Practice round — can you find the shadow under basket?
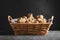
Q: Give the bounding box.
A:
[8,16,53,35]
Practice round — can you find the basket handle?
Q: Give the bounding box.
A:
[8,15,12,22]
[48,16,54,23]
[48,16,54,28]
[50,16,54,23]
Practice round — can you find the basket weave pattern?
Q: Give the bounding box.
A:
[10,23,52,35]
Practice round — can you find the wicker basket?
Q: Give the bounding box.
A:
[8,16,53,35]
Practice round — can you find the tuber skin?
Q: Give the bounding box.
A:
[10,13,54,24]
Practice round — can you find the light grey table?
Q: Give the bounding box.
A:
[0,31,60,40]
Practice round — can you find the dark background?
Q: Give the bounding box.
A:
[1,0,60,35]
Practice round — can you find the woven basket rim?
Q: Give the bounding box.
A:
[10,23,53,25]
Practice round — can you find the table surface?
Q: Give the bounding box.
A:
[0,31,60,40]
